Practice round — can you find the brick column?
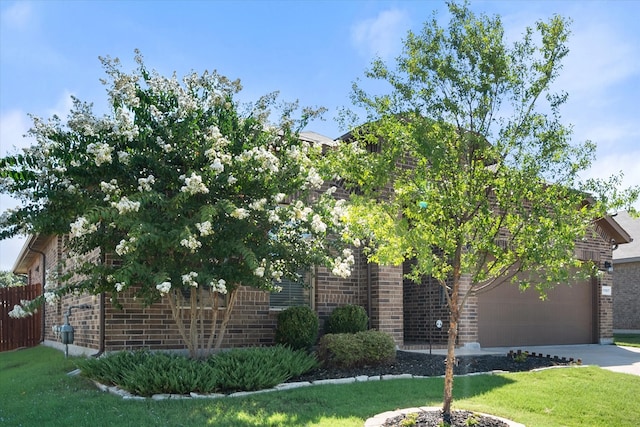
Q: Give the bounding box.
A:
[598,265,614,344]
[457,274,480,348]
[368,264,404,346]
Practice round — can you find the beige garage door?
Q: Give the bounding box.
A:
[477,278,596,347]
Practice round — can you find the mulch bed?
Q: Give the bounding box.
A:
[290,350,574,382]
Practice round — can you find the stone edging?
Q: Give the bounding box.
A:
[363,406,525,427]
[86,364,585,401]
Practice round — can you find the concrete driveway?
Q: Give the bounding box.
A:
[427,344,640,376]
[503,344,640,376]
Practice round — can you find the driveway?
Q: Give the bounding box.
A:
[428,344,640,376]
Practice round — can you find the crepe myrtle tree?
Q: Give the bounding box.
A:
[327,2,638,421]
[0,51,355,358]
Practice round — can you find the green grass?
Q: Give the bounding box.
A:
[615,333,640,347]
[2,345,640,426]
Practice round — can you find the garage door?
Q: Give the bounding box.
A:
[477,278,596,347]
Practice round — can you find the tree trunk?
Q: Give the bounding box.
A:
[443,246,462,423]
[443,305,459,423]
[214,288,238,349]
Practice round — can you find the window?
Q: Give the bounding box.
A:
[269,270,313,309]
[179,287,227,309]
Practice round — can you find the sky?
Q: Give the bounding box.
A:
[1,0,639,271]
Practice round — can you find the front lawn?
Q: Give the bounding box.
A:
[615,333,640,348]
[1,345,639,426]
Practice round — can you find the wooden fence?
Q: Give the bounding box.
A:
[0,284,42,352]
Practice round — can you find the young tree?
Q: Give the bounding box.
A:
[329,2,637,421]
[0,51,353,358]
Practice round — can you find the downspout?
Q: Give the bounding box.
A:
[93,250,108,357]
[92,292,106,357]
[367,262,372,329]
[27,243,46,343]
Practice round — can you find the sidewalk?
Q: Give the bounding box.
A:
[416,344,640,376]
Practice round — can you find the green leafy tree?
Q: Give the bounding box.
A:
[0,52,354,358]
[329,2,637,420]
[0,271,27,288]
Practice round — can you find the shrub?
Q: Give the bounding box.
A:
[77,350,217,396]
[208,345,318,392]
[275,305,319,350]
[317,330,396,368]
[326,304,368,334]
[76,346,318,396]
[119,353,217,396]
[76,349,153,386]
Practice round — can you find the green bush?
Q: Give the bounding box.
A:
[326,304,368,334]
[317,330,396,368]
[208,345,318,392]
[76,346,317,396]
[275,305,319,350]
[75,349,153,386]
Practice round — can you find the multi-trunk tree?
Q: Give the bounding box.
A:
[328,1,637,421]
[1,52,354,358]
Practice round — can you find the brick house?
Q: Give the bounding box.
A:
[9,131,633,355]
[612,211,640,332]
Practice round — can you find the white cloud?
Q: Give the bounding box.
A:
[0,92,74,271]
[0,109,32,154]
[556,22,639,101]
[0,235,27,272]
[1,1,34,30]
[351,8,410,60]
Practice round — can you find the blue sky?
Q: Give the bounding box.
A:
[1,0,639,271]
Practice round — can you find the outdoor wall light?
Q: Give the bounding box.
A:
[603,261,613,273]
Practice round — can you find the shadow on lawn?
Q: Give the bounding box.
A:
[185,374,516,427]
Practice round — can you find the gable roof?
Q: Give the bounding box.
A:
[12,234,53,275]
[611,211,640,263]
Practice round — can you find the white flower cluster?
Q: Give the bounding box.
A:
[304,167,324,190]
[231,208,249,219]
[268,209,281,224]
[331,199,348,226]
[180,173,209,195]
[211,158,224,174]
[114,107,139,142]
[100,179,119,201]
[209,278,227,294]
[156,281,172,295]
[156,137,173,153]
[111,196,141,214]
[115,236,137,256]
[117,151,131,164]
[180,235,202,252]
[182,271,198,288]
[249,198,267,211]
[86,142,113,166]
[115,282,126,292]
[137,175,155,192]
[70,216,98,238]
[254,258,267,278]
[332,248,355,278]
[8,302,32,318]
[44,291,58,305]
[195,221,214,236]
[311,214,327,234]
[238,146,280,174]
[292,200,312,221]
[270,259,285,282]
